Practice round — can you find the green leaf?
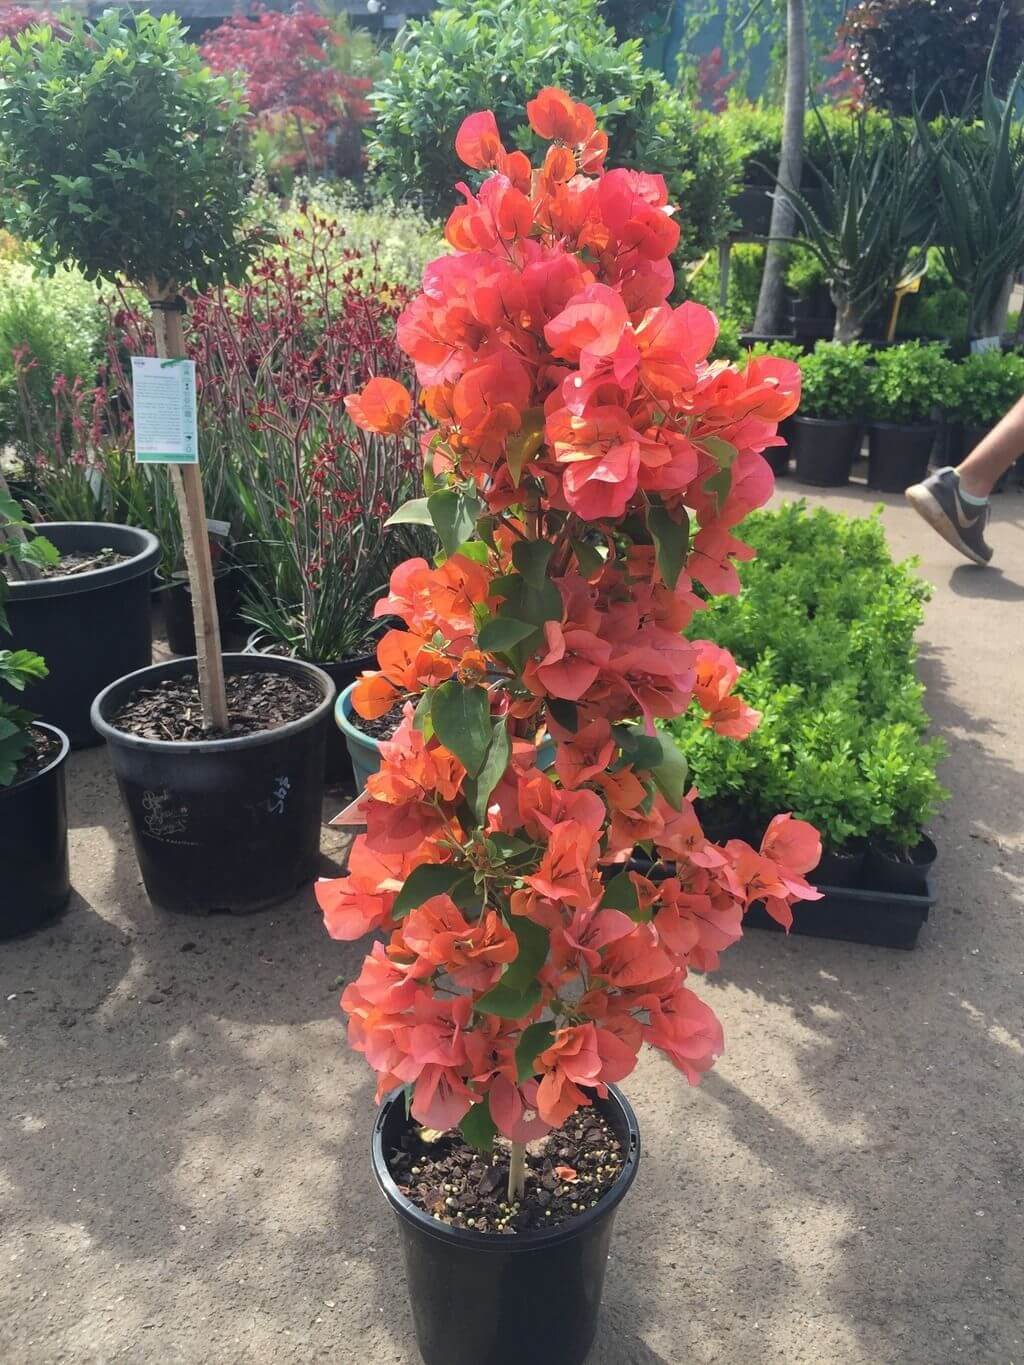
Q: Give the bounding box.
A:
[650,735,689,809]
[548,698,579,733]
[572,538,605,577]
[431,680,491,774]
[646,504,690,590]
[0,649,48,690]
[615,725,663,770]
[600,872,640,914]
[384,497,433,527]
[512,539,554,586]
[454,539,490,564]
[478,615,538,653]
[468,718,511,823]
[392,863,470,920]
[459,1101,497,1151]
[502,917,550,990]
[493,572,563,628]
[412,689,435,737]
[515,1021,556,1082]
[474,979,542,1019]
[15,536,60,569]
[428,487,482,557]
[505,408,545,486]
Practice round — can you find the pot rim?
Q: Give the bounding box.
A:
[791,413,863,429]
[7,522,160,602]
[246,630,377,670]
[372,1083,641,1254]
[868,831,938,865]
[336,679,381,751]
[90,653,336,754]
[866,419,938,434]
[0,721,70,798]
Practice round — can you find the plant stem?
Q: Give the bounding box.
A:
[508,1141,527,1203]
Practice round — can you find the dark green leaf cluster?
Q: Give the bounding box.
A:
[867,341,953,425]
[798,340,874,421]
[0,10,265,292]
[946,348,1024,430]
[663,502,946,852]
[368,0,735,260]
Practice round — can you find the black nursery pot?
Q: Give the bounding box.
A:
[245,632,374,786]
[3,523,160,748]
[373,1085,641,1365]
[864,833,937,898]
[789,415,862,487]
[867,422,937,493]
[813,844,866,888]
[90,654,334,914]
[159,567,241,657]
[0,723,71,939]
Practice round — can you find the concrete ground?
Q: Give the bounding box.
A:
[2,475,1023,1365]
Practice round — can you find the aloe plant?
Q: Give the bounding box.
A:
[774,111,933,342]
[914,31,1024,340]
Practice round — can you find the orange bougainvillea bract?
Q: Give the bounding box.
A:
[319,92,820,1142]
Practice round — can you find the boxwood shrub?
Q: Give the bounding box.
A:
[665,502,946,853]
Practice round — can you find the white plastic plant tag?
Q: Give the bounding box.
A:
[131,356,199,464]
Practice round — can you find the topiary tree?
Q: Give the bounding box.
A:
[369,0,736,262]
[0,9,266,730]
[841,0,1024,118]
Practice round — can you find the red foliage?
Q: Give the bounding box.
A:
[697,47,737,115]
[818,42,866,109]
[317,92,820,1142]
[0,7,58,38]
[199,5,372,176]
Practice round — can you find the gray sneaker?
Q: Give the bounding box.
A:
[906,467,993,566]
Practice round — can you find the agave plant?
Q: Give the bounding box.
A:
[773,110,933,342]
[914,30,1024,341]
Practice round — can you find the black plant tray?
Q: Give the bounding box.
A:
[743,878,935,950]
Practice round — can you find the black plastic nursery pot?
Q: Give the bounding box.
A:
[90,654,334,914]
[744,878,935,950]
[814,844,866,888]
[866,422,937,493]
[245,632,374,787]
[3,523,160,748]
[864,833,937,898]
[373,1085,641,1365]
[0,723,71,939]
[158,568,241,657]
[789,415,862,487]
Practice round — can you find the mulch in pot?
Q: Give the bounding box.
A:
[28,547,131,580]
[110,670,321,742]
[387,1105,626,1236]
[350,700,406,743]
[8,725,60,786]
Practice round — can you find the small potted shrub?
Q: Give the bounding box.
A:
[946,349,1024,477]
[861,723,944,896]
[788,341,872,486]
[1,11,335,912]
[866,342,951,492]
[318,90,822,1365]
[0,493,71,937]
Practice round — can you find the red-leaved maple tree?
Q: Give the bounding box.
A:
[319,88,820,1193]
[200,5,371,177]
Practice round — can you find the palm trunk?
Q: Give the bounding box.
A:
[753,0,807,336]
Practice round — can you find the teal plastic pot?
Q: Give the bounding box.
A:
[336,681,555,794]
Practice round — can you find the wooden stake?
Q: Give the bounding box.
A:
[148,284,228,732]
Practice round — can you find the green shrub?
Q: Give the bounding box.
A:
[719,101,892,188]
[368,0,736,259]
[0,257,104,445]
[946,350,1024,430]
[797,341,873,420]
[686,242,764,324]
[785,245,829,300]
[895,247,969,343]
[868,341,953,424]
[746,339,804,362]
[664,502,946,852]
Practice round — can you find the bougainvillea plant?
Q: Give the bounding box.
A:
[318,88,821,1201]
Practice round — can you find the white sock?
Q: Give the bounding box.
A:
[956,480,989,507]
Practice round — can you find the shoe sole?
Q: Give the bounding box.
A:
[905,484,992,567]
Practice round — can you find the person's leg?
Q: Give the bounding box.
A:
[955,392,1024,497]
[906,391,1024,566]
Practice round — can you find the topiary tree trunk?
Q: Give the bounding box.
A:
[754,0,807,336]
